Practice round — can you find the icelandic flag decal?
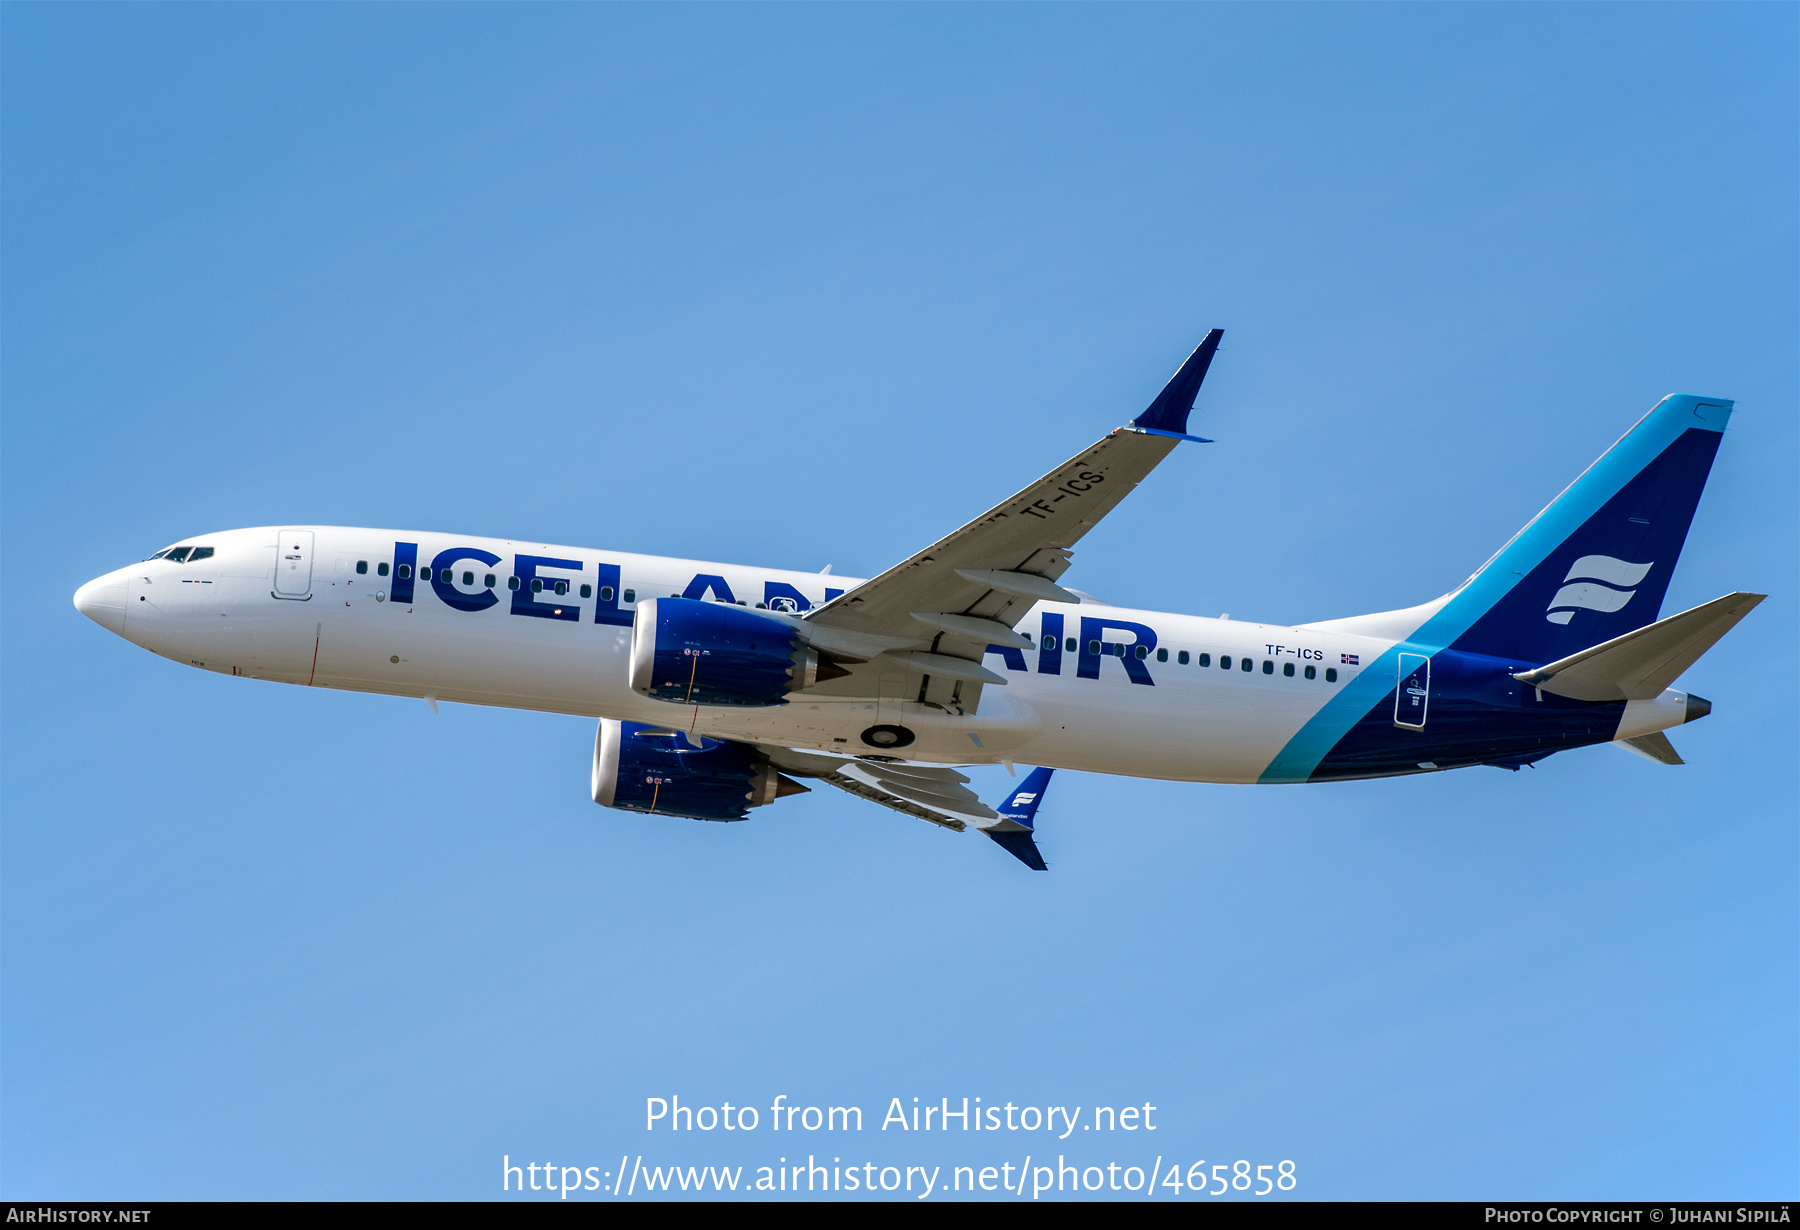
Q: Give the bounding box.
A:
[1341,653,1359,665]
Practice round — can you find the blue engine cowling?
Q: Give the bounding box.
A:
[628,597,823,707]
[591,719,808,822]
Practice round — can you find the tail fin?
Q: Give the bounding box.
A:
[981,767,1054,871]
[1263,395,1737,786]
[1435,395,1733,664]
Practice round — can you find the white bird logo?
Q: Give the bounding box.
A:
[1545,555,1653,624]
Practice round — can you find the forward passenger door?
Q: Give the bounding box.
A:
[274,530,314,599]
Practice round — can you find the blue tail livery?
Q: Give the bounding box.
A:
[1264,395,1748,783]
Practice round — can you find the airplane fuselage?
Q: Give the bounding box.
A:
[75,525,1692,785]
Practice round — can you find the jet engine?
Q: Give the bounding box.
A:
[591,719,809,822]
[628,597,847,707]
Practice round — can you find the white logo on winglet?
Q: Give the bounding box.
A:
[1544,555,1653,624]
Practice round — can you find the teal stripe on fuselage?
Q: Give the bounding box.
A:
[1258,395,1732,784]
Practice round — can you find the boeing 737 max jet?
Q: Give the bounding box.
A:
[72,332,1762,869]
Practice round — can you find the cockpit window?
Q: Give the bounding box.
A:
[145,545,213,563]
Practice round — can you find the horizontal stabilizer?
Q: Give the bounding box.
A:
[1512,592,1764,702]
[1614,731,1684,765]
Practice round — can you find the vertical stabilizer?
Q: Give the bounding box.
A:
[1442,395,1731,664]
[1262,394,1733,784]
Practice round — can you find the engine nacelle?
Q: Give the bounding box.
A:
[629,597,824,707]
[591,719,807,822]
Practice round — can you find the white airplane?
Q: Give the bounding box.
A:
[73,332,1762,869]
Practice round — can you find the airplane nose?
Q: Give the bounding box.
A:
[74,572,128,635]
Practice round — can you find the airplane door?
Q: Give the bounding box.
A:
[274,530,315,599]
[1394,653,1430,731]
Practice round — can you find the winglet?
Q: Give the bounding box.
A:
[981,766,1054,871]
[1130,329,1223,439]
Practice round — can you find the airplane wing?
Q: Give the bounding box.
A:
[763,746,996,831]
[764,746,1058,871]
[796,330,1223,712]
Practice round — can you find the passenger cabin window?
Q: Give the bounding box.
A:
[420,567,432,580]
[582,584,596,599]
[462,571,474,586]
[355,560,368,575]
[378,562,389,577]
[1087,640,1101,655]
[1197,653,1211,667]
[1262,660,1273,674]
[1242,658,1254,673]
[1156,648,1168,662]
[1326,667,1338,682]
[532,579,543,593]
[554,581,568,596]
[508,577,521,591]
[1177,650,1189,665]
[1220,656,1232,670]
[1064,638,1076,652]
[1135,645,1148,660]
[623,589,636,603]
[484,574,496,588]
[397,564,411,579]
[1304,665,1316,679]
[1283,662,1295,677]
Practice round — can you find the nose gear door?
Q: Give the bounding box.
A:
[274,530,314,599]
[1394,653,1430,731]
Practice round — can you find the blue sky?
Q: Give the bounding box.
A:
[4,3,1794,1200]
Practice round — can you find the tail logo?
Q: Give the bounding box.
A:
[1000,791,1040,819]
[1545,555,1654,625]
